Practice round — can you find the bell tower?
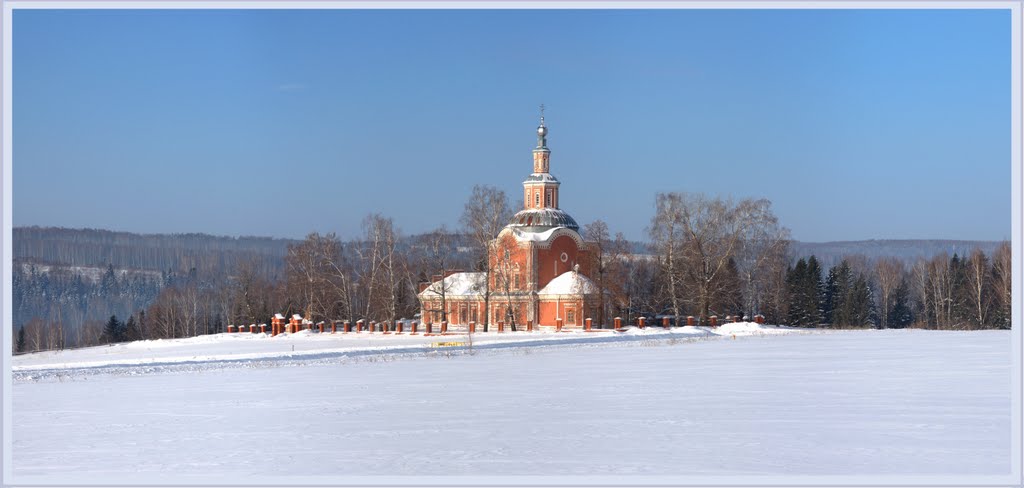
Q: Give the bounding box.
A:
[523,105,561,210]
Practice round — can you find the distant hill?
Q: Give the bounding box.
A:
[15,227,1005,273]
[792,239,1004,269]
[14,226,298,275]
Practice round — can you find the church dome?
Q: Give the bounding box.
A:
[507,208,579,232]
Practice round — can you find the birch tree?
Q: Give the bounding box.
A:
[874,257,904,329]
[461,185,512,332]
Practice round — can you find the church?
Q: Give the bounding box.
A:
[417,114,601,329]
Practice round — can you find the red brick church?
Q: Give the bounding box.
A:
[418,113,600,329]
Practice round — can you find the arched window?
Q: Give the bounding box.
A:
[546,190,552,207]
[534,192,540,207]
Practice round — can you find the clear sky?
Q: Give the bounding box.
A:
[13,8,1011,242]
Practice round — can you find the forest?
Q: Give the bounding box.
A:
[12,189,1011,353]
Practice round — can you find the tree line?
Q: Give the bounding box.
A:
[11,190,1011,354]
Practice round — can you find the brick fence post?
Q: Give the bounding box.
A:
[585,318,592,331]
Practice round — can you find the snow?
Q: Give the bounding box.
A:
[417,271,486,298]
[12,323,779,373]
[511,226,559,242]
[522,172,560,184]
[10,328,1012,484]
[537,270,599,295]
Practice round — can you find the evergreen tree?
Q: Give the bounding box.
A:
[103,314,125,343]
[888,279,913,328]
[100,264,117,296]
[805,256,824,325]
[124,315,140,342]
[949,253,970,326]
[847,275,877,328]
[824,261,852,326]
[16,326,25,353]
[786,259,809,325]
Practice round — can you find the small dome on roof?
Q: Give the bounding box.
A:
[538,270,598,296]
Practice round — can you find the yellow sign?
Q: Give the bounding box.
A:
[431,342,466,348]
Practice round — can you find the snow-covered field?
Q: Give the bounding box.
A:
[9,325,1013,485]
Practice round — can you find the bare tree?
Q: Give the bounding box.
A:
[927,253,953,328]
[491,233,521,331]
[651,193,775,323]
[419,226,457,325]
[605,232,633,326]
[910,258,932,328]
[874,257,904,329]
[649,193,687,323]
[286,233,327,322]
[582,220,612,327]
[963,248,991,329]
[733,199,791,319]
[355,214,403,326]
[461,184,512,331]
[991,241,1011,329]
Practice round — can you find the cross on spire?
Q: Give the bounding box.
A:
[539,103,545,124]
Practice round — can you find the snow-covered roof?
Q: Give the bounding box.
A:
[523,173,561,185]
[537,271,598,296]
[292,314,302,320]
[507,207,580,232]
[511,227,560,242]
[418,272,487,298]
[274,313,285,320]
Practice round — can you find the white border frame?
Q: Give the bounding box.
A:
[1,2,1020,487]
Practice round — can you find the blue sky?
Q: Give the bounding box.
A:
[13,8,1011,242]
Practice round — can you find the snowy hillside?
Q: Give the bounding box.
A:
[10,326,1012,484]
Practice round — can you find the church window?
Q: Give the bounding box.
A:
[535,192,540,207]
[514,273,520,289]
[546,190,552,207]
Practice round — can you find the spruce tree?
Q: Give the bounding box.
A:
[786,259,808,325]
[103,314,124,343]
[888,279,913,328]
[124,315,139,342]
[847,275,877,328]
[949,253,969,326]
[805,256,824,326]
[16,326,25,353]
[824,261,852,326]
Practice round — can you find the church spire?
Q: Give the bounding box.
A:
[537,104,548,148]
[533,105,551,173]
[525,108,559,210]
